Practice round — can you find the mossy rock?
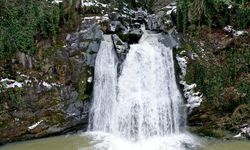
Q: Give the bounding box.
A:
[76,67,93,101]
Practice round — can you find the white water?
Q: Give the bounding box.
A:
[89,35,118,132]
[88,31,199,150]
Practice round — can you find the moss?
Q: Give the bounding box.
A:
[50,113,65,125]
[76,67,93,101]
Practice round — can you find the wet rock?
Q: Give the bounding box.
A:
[112,34,129,62]
[79,41,89,50]
[79,24,103,41]
[128,28,143,44]
[159,34,179,49]
[109,12,120,21]
[87,41,100,53]
[110,21,127,33]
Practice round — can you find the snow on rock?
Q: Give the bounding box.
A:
[81,0,107,8]
[0,78,23,88]
[42,81,53,89]
[234,30,248,37]
[176,56,188,79]
[28,120,44,130]
[224,25,234,33]
[82,15,109,24]
[88,77,93,83]
[0,73,61,90]
[176,55,202,112]
[224,25,248,37]
[228,5,232,9]
[52,0,63,4]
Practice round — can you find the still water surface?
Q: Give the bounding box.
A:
[0,133,249,150]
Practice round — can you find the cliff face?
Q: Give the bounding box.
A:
[0,15,104,144]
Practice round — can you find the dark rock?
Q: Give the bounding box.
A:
[146,6,175,32]
[159,34,179,49]
[109,21,127,33]
[79,41,89,50]
[109,12,121,21]
[128,28,143,44]
[67,43,80,57]
[86,53,97,67]
[79,24,103,41]
[112,34,129,62]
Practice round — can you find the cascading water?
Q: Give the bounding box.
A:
[88,30,199,150]
[89,35,118,132]
[114,32,184,140]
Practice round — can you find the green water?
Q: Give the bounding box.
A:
[0,134,249,150]
[201,139,250,150]
[0,134,93,150]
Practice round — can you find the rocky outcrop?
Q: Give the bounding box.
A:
[112,34,129,62]
[146,3,176,32]
[0,15,104,145]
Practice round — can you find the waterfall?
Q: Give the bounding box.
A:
[89,35,118,132]
[113,33,184,141]
[88,31,198,150]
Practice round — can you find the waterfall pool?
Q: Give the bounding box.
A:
[0,133,249,150]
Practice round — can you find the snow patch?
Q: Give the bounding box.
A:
[81,0,107,8]
[82,15,109,24]
[228,5,232,9]
[88,77,93,83]
[28,120,44,130]
[42,81,52,89]
[234,30,248,37]
[52,0,63,4]
[0,78,23,88]
[176,55,202,112]
[1,73,61,90]
[224,25,248,37]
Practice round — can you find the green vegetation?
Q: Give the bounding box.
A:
[0,0,80,59]
[175,0,250,131]
[182,46,249,112]
[0,85,25,109]
[176,0,250,32]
